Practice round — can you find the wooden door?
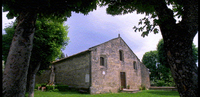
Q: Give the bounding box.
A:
[120,72,126,88]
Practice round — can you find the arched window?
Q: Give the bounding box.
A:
[100,57,105,66]
[133,61,137,70]
[119,50,124,61]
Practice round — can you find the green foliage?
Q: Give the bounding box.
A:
[2,25,15,62]
[53,89,59,92]
[142,50,158,81]
[99,0,186,37]
[56,85,69,91]
[139,87,143,90]
[46,85,56,91]
[57,52,66,59]
[34,18,69,71]
[192,44,198,63]
[142,50,175,86]
[35,84,69,92]
[157,39,198,67]
[143,39,198,86]
[100,0,156,15]
[133,15,159,37]
[35,84,42,89]
[140,84,146,90]
[155,80,166,86]
[2,18,69,71]
[2,0,98,19]
[157,39,169,68]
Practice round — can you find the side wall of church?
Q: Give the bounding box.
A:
[140,63,151,89]
[35,70,51,84]
[53,51,91,89]
[90,37,142,94]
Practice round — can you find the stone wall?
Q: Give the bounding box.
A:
[35,36,150,94]
[140,63,150,89]
[90,37,142,94]
[35,70,51,84]
[53,51,91,89]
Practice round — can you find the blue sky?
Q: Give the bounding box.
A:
[2,6,198,61]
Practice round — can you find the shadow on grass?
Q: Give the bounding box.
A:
[147,90,179,96]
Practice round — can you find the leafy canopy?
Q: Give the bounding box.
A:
[99,0,184,37]
[157,39,198,68]
[142,50,174,86]
[142,51,158,81]
[2,0,98,19]
[142,39,198,86]
[2,18,69,71]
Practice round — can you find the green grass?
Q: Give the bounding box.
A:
[26,90,179,97]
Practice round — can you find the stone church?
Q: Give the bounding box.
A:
[35,35,150,94]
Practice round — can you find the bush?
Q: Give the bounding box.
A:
[140,84,146,90]
[35,84,41,89]
[53,89,59,92]
[156,80,166,86]
[41,83,47,87]
[139,87,142,90]
[46,85,56,91]
[56,85,69,91]
[35,83,47,90]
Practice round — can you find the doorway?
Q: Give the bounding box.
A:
[120,72,126,88]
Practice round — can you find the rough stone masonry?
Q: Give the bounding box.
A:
[35,35,150,94]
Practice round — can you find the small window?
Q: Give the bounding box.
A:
[119,50,124,61]
[133,61,137,70]
[100,57,104,66]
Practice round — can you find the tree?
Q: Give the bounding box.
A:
[157,39,198,68]
[157,38,198,86]
[57,51,66,59]
[156,39,174,85]
[100,0,198,96]
[142,39,198,87]
[2,18,69,97]
[26,18,69,97]
[142,50,174,86]
[142,51,159,82]
[2,0,97,96]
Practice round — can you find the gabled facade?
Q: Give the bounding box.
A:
[36,35,150,94]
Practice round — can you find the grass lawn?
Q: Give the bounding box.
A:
[26,90,179,97]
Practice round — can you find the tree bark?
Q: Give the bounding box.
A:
[154,0,198,96]
[163,28,198,97]
[26,62,41,97]
[2,11,37,97]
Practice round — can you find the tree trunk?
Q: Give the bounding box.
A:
[2,11,37,97]
[154,0,198,96]
[26,62,41,97]
[163,28,198,97]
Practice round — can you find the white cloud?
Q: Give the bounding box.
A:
[86,6,164,60]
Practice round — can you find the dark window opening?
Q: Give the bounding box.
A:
[100,57,104,66]
[133,61,137,70]
[119,50,124,61]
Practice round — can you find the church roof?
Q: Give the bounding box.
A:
[52,35,141,64]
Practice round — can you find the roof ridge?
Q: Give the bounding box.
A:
[52,35,142,64]
[89,37,119,49]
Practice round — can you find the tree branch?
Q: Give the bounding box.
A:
[153,0,176,39]
[180,0,198,37]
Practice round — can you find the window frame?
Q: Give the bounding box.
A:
[133,61,137,70]
[100,55,107,67]
[119,50,124,61]
[100,57,105,66]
